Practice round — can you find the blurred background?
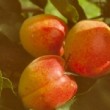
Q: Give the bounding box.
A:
[0,0,110,110]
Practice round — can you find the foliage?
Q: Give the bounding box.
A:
[56,97,76,110]
[0,71,15,96]
[50,0,79,23]
[45,0,67,23]
[78,0,101,19]
[0,0,110,110]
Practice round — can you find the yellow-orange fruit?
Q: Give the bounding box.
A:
[65,20,110,78]
[18,55,77,110]
[20,14,68,57]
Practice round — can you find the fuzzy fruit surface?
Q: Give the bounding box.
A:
[20,14,67,57]
[65,20,110,78]
[18,55,77,110]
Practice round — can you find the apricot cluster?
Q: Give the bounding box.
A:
[19,14,110,110]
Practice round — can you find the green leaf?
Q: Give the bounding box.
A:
[31,0,47,8]
[50,0,79,23]
[0,71,15,96]
[19,0,38,9]
[19,0,44,17]
[45,0,67,23]
[56,97,76,110]
[2,77,15,95]
[78,0,101,19]
[0,71,3,96]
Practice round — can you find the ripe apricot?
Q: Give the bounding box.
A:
[18,55,77,110]
[65,20,110,78]
[20,14,67,57]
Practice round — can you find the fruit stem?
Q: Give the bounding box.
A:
[64,72,79,76]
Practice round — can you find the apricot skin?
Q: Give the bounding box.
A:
[65,20,110,78]
[20,14,67,57]
[18,55,77,110]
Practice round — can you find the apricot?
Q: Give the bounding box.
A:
[18,55,77,110]
[20,14,67,57]
[65,20,110,78]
